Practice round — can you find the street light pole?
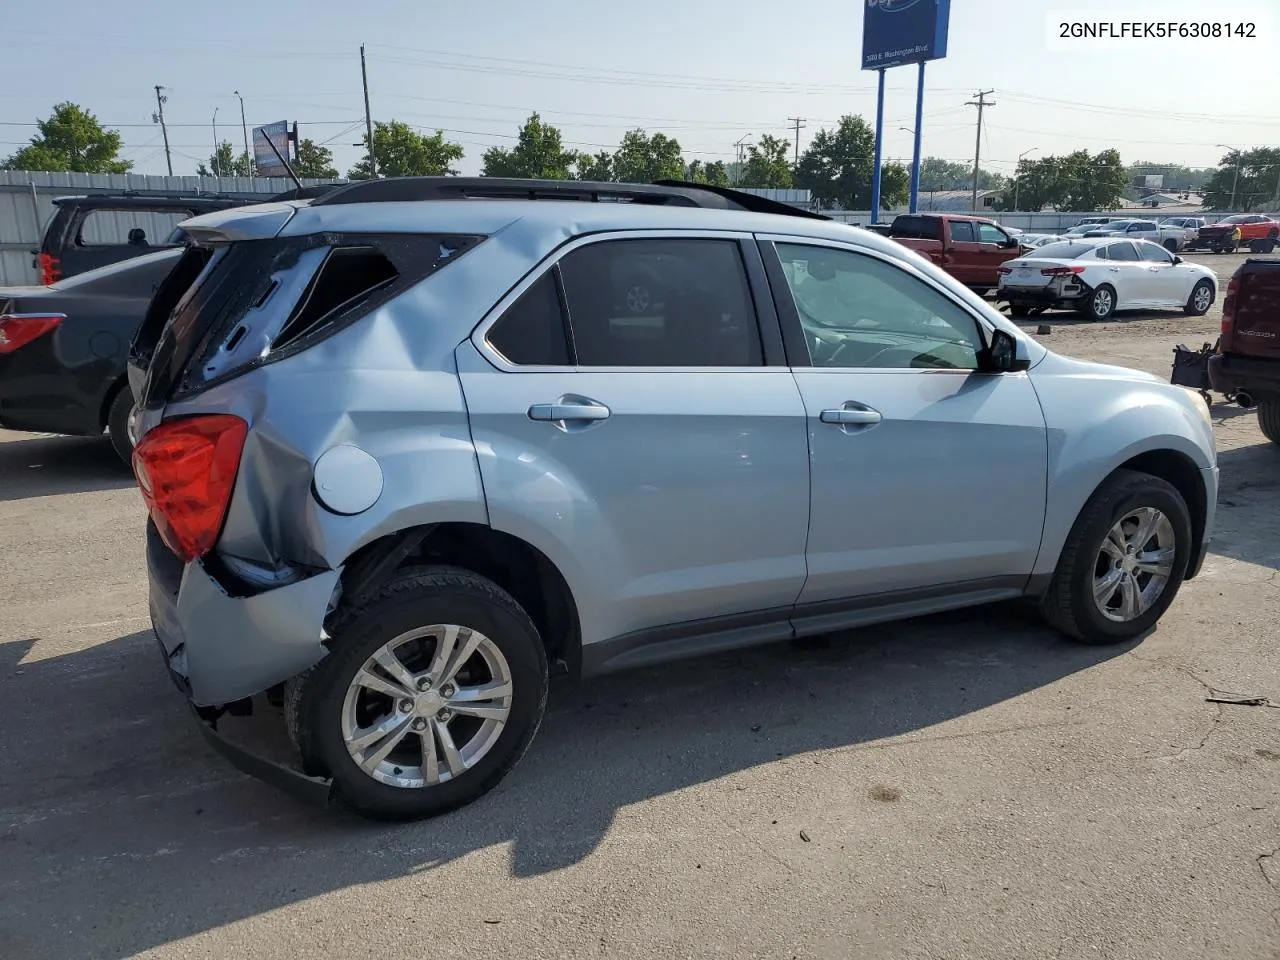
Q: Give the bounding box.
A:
[1014,147,1038,212]
[235,90,252,178]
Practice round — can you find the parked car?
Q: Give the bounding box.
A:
[1208,258,1280,443]
[129,177,1218,821]
[887,213,1022,294]
[1075,216,1126,228]
[1082,219,1187,252]
[1187,215,1280,254]
[1059,225,1100,238]
[1159,217,1207,244]
[996,237,1216,320]
[0,248,183,460]
[33,194,243,285]
[1017,234,1060,249]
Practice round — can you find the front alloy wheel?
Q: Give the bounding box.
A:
[1092,508,1176,623]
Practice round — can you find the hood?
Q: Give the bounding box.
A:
[1033,350,1163,385]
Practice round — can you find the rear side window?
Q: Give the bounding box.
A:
[1105,242,1139,262]
[274,247,398,349]
[487,273,571,366]
[949,221,975,242]
[557,238,763,367]
[77,208,190,247]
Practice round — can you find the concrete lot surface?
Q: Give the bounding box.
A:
[1,252,1278,959]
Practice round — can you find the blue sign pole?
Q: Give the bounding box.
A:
[909,60,925,213]
[870,68,885,223]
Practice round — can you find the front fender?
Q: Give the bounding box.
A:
[1030,358,1215,578]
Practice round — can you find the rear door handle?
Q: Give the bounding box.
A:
[528,401,611,422]
[820,406,882,426]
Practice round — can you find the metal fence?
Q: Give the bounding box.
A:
[0,170,330,285]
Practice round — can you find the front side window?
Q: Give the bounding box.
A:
[1139,242,1174,264]
[977,223,1007,244]
[557,238,762,367]
[775,243,984,371]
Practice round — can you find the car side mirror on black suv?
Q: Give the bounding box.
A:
[983,328,1031,373]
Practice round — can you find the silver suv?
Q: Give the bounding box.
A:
[128,178,1218,821]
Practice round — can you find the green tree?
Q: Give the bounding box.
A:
[2,102,130,173]
[481,113,576,179]
[739,134,794,188]
[794,115,907,210]
[196,141,254,178]
[348,121,463,179]
[919,156,1003,192]
[292,138,339,179]
[997,149,1128,211]
[612,129,685,183]
[687,159,730,187]
[1201,147,1280,210]
[574,149,614,182]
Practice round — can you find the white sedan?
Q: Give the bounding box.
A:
[996,237,1217,320]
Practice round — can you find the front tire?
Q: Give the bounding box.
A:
[1009,304,1031,318]
[1184,279,1214,316]
[1259,399,1280,445]
[1039,470,1192,645]
[1163,239,1178,253]
[106,386,135,464]
[287,566,549,821]
[1087,284,1116,321]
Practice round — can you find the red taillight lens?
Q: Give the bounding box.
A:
[132,415,248,563]
[1040,266,1086,276]
[38,253,60,285]
[0,314,64,355]
[997,266,1013,275]
[1221,274,1239,335]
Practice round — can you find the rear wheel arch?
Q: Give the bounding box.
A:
[98,375,130,430]
[334,522,582,675]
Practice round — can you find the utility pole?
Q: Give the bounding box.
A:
[211,108,220,178]
[361,44,377,178]
[966,89,995,211]
[152,85,172,176]
[787,117,806,168]
[235,91,251,178]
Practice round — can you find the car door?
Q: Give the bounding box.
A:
[1136,240,1191,306]
[758,236,1047,609]
[976,221,1016,285]
[456,231,811,651]
[944,219,981,285]
[1098,240,1147,305]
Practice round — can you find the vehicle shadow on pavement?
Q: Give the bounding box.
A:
[0,434,133,502]
[1209,440,1280,571]
[0,610,1135,959]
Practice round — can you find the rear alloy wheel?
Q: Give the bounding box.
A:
[1040,469,1191,644]
[1088,284,1116,321]
[1184,279,1214,316]
[1259,399,1280,445]
[106,386,136,464]
[287,566,549,821]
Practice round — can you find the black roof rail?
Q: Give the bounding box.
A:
[266,183,346,203]
[310,176,830,221]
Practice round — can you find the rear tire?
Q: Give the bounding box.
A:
[1163,239,1178,253]
[106,386,135,464]
[1184,279,1214,316]
[287,565,549,822]
[1039,469,1192,645]
[1009,305,1031,318]
[1087,284,1116,321]
[1259,399,1280,446]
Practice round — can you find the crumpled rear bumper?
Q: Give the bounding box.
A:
[146,525,341,707]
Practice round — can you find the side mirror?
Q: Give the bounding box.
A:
[1172,255,1183,265]
[984,328,1031,373]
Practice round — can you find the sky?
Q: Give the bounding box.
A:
[2,0,1278,180]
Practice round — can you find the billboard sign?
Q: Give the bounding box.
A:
[861,0,951,70]
[252,121,291,176]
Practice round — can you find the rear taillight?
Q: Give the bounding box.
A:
[132,415,248,563]
[0,313,64,355]
[997,266,1013,275]
[1041,266,1086,276]
[1221,274,1239,335]
[38,253,61,285]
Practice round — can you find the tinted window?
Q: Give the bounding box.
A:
[775,243,983,371]
[487,272,571,366]
[890,216,943,240]
[558,238,762,367]
[1138,242,1174,264]
[1029,242,1091,259]
[77,208,189,246]
[1105,241,1139,261]
[977,223,1007,244]
[949,221,975,242]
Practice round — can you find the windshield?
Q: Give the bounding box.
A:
[1028,242,1092,259]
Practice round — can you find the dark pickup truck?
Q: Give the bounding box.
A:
[1208,257,1280,443]
[888,213,1023,295]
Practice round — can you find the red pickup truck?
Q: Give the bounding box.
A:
[1208,257,1280,443]
[888,213,1023,294]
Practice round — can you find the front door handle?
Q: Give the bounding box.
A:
[820,405,882,426]
[528,400,611,423]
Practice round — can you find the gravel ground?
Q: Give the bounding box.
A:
[1,252,1277,960]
